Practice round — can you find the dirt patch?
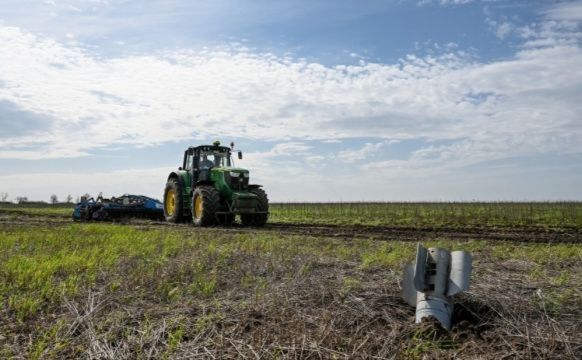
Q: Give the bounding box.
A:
[130,220,581,244]
[3,209,580,243]
[263,222,582,243]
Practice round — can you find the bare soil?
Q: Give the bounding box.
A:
[2,209,578,244]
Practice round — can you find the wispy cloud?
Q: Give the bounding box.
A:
[544,1,582,22]
[486,18,514,39]
[418,0,475,6]
[2,19,580,171]
[337,142,385,163]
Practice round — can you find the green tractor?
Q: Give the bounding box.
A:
[163,141,268,226]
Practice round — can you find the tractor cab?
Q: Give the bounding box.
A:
[182,144,234,183]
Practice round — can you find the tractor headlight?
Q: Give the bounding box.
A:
[229,171,239,177]
[243,172,249,178]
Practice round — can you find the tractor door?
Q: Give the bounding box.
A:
[194,148,212,183]
[191,148,200,184]
[183,149,194,187]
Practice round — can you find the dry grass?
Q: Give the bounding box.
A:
[0,217,580,359]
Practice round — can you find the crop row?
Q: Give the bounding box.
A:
[269,202,582,228]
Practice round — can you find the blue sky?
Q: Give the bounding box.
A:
[0,0,581,201]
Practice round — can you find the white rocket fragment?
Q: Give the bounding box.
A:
[402,243,472,330]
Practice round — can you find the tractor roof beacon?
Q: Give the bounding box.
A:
[163,141,268,227]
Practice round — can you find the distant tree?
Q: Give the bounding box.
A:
[0,192,8,202]
[50,194,58,204]
[16,196,28,204]
[66,194,73,203]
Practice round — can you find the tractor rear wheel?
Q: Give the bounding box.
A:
[241,188,269,227]
[192,185,220,227]
[164,178,184,223]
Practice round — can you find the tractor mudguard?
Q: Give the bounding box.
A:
[168,172,186,188]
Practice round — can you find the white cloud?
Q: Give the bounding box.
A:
[545,1,582,22]
[0,14,581,187]
[440,0,474,4]
[487,19,514,39]
[418,0,474,6]
[264,142,311,156]
[517,21,582,48]
[337,142,385,163]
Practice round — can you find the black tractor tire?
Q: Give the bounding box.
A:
[241,188,269,227]
[192,185,220,227]
[217,213,235,226]
[164,178,184,223]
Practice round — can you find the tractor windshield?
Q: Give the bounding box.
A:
[199,150,232,169]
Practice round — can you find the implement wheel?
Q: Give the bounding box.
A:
[164,178,184,223]
[241,188,269,227]
[192,185,220,227]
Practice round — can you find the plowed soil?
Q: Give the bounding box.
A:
[1,208,580,243]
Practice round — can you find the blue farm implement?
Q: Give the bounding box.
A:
[73,194,164,221]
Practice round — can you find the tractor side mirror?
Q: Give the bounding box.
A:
[238,151,243,160]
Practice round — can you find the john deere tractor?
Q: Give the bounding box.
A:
[163,141,268,226]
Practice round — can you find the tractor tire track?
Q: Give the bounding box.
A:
[1,209,580,243]
[217,222,581,243]
[134,220,581,243]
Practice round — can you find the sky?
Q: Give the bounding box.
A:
[0,0,581,202]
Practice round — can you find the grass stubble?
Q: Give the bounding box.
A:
[0,205,580,359]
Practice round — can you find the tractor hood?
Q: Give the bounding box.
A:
[210,166,252,193]
[211,167,249,174]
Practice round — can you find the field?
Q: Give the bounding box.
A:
[0,203,581,359]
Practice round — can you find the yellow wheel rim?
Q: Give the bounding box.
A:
[165,189,176,216]
[194,195,203,219]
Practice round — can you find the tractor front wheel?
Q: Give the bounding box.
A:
[164,178,184,223]
[192,186,220,227]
